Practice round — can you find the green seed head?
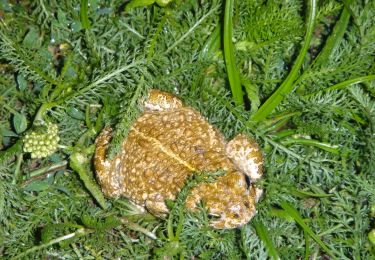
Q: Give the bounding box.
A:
[23,123,60,158]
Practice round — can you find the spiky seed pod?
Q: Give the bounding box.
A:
[23,123,60,159]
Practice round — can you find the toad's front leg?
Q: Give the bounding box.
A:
[94,126,124,197]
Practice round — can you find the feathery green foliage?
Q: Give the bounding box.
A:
[0,0,374,258]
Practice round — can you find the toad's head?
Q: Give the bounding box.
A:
[143,89,183,111]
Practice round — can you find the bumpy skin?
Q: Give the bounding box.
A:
[94,89,263,229]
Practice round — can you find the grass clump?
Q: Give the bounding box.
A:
[0,0,374,258]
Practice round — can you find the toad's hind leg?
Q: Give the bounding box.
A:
[226,134,263,182]
[145,200,169,217]
[94,126,123,198]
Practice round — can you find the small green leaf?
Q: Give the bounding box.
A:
[16,74,28,91]
[57,9,68,26]
[67,107,85,120]
[22,27,42,49]
[70,21,83,33]
[268,208,295,222]
[0,126,18,137]
[23,180,51,192]
[13,113,28,134]
[55,186,71,196]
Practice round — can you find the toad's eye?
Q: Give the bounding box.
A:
[245,175,251,189]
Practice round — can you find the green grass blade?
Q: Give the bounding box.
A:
[80,0,91,29]
[253,221,279,260]
[280,201,334,258]
[306,75,375,97]
[290,188,333,199]
[200,25,221,60]
[304,230,310,260]
[281,138,340,154]
[268,208,295,222]
[223,0,243,106]
[313,0,353,68]
[251,0,317,122]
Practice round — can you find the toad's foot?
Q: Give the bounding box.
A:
[209,184,262,229]
[186,171,260,229]
[94,126,123,197]
[226,134,263,182]
[145,199,169,217]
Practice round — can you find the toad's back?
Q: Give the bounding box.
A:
[118,107,235,207]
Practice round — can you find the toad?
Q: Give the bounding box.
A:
[94,89,264,229]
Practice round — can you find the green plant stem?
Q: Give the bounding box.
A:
[22,160,68,180]
[70,146,108,210]
[34,102,58,123]
[251,0,317,122]
[14,228,94,259]
[120,217,157,240]
[12,153,23,184]
[223,0,243,106]
[80,0,91,29]
[271,129,295,140]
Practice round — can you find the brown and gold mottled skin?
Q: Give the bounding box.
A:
[94,89,264,229]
